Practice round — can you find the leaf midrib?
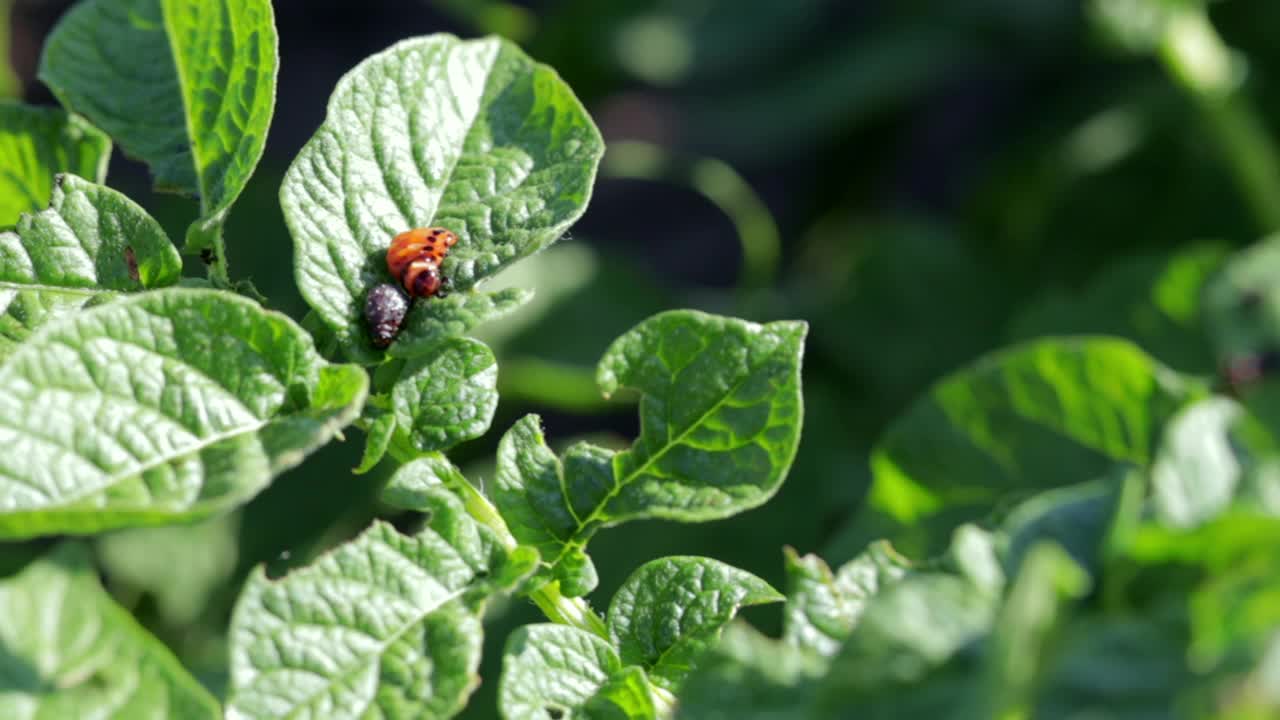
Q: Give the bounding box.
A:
[0,328,278,509]
[549,334,792,567]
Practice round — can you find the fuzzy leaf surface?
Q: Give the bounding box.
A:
[607,556,782,692]
[0,174,182,358]
[500,624,640,720]
[228,459,525,719]
[0,288,366,538]
[390,336,498,452]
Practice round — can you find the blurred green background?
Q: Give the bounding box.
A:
[7,0,1279,716]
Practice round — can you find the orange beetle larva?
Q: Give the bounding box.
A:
[386,226,458,298]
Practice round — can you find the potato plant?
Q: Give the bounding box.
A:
[0,1,1278,718]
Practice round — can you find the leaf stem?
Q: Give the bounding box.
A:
[527,580,610,638]
[206,237,231,287]
[1158,5,1280,232]
[440,463,612,639]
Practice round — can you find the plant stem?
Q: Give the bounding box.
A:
[1158,5,1280,233]
[527,579,611,638]
[207,238,231,287]
[447,467,612,639]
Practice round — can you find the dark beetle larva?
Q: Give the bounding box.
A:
[364,283,411,348]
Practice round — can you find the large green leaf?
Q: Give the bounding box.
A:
[0,173,182,357]
[281,33,603,359]
[869,337,1198,535]
[607,556,782,691]
[597,311,807,517]
[0,288,366,539]
[229,458,531,719]
[0,543,220,719]
[38,0,277,248]
[494,311,806,589]
[0,101,110,227]
[783,543,911,658]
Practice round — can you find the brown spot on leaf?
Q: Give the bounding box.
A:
[124,246,139,283]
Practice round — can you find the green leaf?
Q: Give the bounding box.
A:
[390,337,498,452]
[607,556,783,691]
[869,337,1198,539]
[783,542,911,658]
[97,511,239,625]
[0,543,219,719]
[1151,396,1245,527]
[0,288,367,539]
[282,33,604,358]
[1,173,181,290]
[0,101,110,228]
[673,623,826,720]
[978,543,1090,719]
[389,286,534,359]
[354,407,395,474]
[1033,612,1189,718]
[817,573,997,703]
[493,414,605,594]
[499,624,634,720]
[998,478,1120,579]
[596,311,807,518]
[38,0,278,247]
[229,458,521,719]
[0,173,182,357]
[581,666,657,720]
[378,455,531,586]
[494,312,806,589]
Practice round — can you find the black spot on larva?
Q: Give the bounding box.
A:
[365,283,411,348]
